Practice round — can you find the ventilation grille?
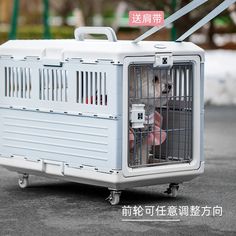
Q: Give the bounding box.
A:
[39,68,68,102]
[4,67,32,99]
[76,71,107,106]
[171,65,193,102]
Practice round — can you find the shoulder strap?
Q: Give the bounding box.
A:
[133,0,208,43]
[177,0,236,42]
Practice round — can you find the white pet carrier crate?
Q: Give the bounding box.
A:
[0,0,232,205]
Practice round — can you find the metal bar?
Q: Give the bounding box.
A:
[145,65,149,165]
[135,67,140,98]
[188,65,193,160]
[134,66,137,99]
[187,65,193,158]
[184,66,187,160]
[190,66,193,160]
[165,69,169,161]
[159,69,162,162]
[171,66,177,161]
[133,0,208,43]
[138,66,142,165]
[128,66,132,166]
[177,0,236,42]
[178,66,182,161]
[139,67,142,99]
[152,66,156,163]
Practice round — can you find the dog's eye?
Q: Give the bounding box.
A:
[153,76,159,83]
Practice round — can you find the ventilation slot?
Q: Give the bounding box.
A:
[172,66,192,103]
[4,67,32,99]
[39,68,68,102]
[76,71,107,106]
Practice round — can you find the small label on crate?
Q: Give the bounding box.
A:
[129,11,164,26]
[130,104,145,128]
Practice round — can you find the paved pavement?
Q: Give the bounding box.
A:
[0,106,235,236]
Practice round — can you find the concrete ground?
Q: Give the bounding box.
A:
[0,106,235,236]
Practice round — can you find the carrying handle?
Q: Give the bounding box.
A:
[74,27,117,42]
[176,0,236,42]
[133,0,208,43]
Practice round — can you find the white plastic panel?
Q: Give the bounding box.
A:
[0,40,204,63]
[0,60,121,118]
[0,108,122,171]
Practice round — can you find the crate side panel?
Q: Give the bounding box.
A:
[0,108,120,170]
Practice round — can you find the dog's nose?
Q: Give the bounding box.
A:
[168,84,172,91]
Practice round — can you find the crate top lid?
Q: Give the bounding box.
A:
[0,39,204,63]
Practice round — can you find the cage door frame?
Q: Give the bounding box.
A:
[122,55,202,177]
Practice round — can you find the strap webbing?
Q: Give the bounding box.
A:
[177,0,236,42]
[133,0,208,43]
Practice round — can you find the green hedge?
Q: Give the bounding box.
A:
[0,26,142,45]
[0,26,75,44]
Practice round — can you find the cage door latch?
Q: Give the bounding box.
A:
[130,104,145,129]
[154,53,173,68]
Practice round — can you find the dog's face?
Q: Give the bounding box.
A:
[154,75,172,97]
[141,75,172,99]
[130,70,172,108]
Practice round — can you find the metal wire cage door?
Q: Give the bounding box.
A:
[128,63,193,168]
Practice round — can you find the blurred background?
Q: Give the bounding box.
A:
[0,0,236,105]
